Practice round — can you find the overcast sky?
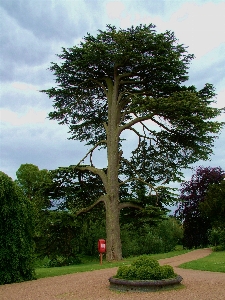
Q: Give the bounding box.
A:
[0,0,225,185]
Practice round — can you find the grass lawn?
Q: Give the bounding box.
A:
[35,247,190,279]
[179,251,225,273]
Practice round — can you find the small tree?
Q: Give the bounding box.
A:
[0,171,35,284]
[200,178,225,228]
[176,166,224,248]
[16,164,53,240]
[16,163,52,208]
[43,24,224,260]
[200,179,225,250]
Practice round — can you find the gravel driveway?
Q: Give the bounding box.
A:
[1,248,224,300]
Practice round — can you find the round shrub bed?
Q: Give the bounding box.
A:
[109,255,183,292]
[109,275,183,292]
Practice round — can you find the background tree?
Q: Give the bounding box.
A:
[16,163,52,208]
[176,166,224,248]
[199,178,225,228]
[16,164,54,257]
[0,171,35,284]
[16,164,52,232]
[49,166,105,212]
[43,24,223,260]
[121,216,183,257]
[200,179,225,249]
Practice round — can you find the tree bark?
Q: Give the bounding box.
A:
[105,78,123,261]
[105,197,122,260]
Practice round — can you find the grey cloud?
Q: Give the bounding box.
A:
[8,63,54,86]
[118,0,166,16]
[0,88,51,112]
[0,123,86,179]
[0,8,58,83]
[0,0,105,83]
[0,0,104,43]
[192,129,225,171]
[0,58,55,84]
[188,48,225,90]
[0,8,52,66]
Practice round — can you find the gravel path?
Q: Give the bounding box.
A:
[1,248,225,300]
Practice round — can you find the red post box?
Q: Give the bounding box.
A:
[98,239,106,253]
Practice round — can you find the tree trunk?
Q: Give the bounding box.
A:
[105,128,122,261]
[105,198,122,261]
[105,83,123,261]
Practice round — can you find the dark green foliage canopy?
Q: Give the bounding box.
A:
[16,163,52,207]
[16,164,53,243]
[0,171,35,284]
[200,179,225,228]
[176,166,224,249]
[44,24,223,185]
[49,166,105,212]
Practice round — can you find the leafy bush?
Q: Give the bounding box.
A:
[208,228,225,251]
[115,265,130,279]
[115,255,176,280]
[47,255,81,267]
[34,256,50,268]
[159,265,176,279]
[121,218,183,257]
[213,245,225,252]
[0,172,36,284]
[136,266,158,280]
[116,265,138,280]
[132,255,159,269]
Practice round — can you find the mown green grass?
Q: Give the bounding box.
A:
[35,247,190,279]
[179,251,225,273]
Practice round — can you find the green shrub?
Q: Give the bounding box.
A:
[136,266,156,280]
[34,256,50,268]
[209,227,225,251]
[212,245,225,252]
[0,172,36,284]
[48,255,81,267]
[115,265,130,279]
[115,255,176,280]
[132,255,159,269]
[159,265,176,279]
[121,218,183,257]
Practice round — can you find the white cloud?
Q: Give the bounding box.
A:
[105,1,125,19]
[0,108,47,126]
[119,2,225,59]
[12,82,38,91]
[167,2,225,58]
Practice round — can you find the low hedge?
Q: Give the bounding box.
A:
[115,255,176,281]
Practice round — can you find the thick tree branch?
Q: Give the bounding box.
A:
[117,72,133,80]
[119,202,143,211]
[76,195,106,215]
[150,117,172,132]
[128,127,156,142]
[118,114,154,134]
[76,165,108,191]
[120,80,143,85]
[76,140,107,166]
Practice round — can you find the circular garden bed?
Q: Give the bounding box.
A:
[109,255,183,292]
[109,275,183,292]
